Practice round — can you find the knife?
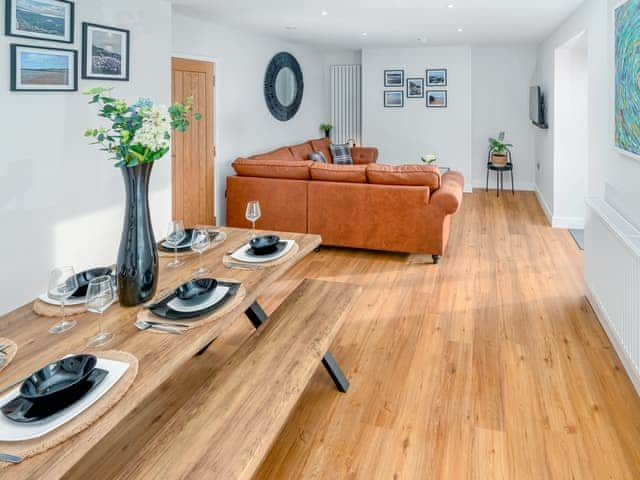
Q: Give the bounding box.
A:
[0,453,23,464]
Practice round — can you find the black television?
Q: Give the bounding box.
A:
[530,86,548,129]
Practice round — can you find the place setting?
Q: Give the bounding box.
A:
[158,221,226,266]
[223,201,300,271]
[0,339,18,374]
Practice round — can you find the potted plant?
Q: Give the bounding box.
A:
[84,87,200,306]
[489,132,512,166]
[421,154,437,165]
[320,123,333,139]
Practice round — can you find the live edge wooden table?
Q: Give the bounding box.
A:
[0,227,335,479]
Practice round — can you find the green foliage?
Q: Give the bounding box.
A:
[488,131,513,155]
[320,123,333,133]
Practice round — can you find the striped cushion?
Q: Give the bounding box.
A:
[329,144,353,165]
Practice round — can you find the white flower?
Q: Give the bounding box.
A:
[132,105,171,152]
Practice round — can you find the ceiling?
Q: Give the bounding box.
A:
[171,0,584,49]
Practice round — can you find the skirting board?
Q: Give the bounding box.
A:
[534,186,585,229]
[472,180,536,192]
[586,285,640,397]
[535,187,553,226]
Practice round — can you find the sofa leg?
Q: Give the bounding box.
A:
[314,246,322,253]
[432,255,441,264]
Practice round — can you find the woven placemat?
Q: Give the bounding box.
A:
[158,230,227,258]
[223,241,299,270]
[32,299,86,318]
[0,338,17,373]
[137,281,246,330]
[0,350,138,465]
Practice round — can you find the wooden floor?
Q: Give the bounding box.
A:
[75,191,640,479]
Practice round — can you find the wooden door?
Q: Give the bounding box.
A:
[171,57,215,226]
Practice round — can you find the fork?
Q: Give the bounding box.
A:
[223,261,263,271]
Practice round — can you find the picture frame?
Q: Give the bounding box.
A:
[426,68,447,87]
[384,69,404,87]
[426,90,447,108]
[82,22,131,81]
[384,90,404,108]
[406,77,424,98]
[4,0,74,43]
[10,43,77,91]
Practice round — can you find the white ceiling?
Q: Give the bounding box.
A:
[171,0,584,49]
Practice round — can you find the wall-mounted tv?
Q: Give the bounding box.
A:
[530,86,548,129]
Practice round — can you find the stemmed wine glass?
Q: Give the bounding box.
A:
[48,266,79,334]
[245,201,261,237]
[166,220,186,268]
[85,275,115,348]
[191,228,211,277]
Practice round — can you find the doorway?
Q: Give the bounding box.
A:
[171,57,215,227]
[553,31,588,229]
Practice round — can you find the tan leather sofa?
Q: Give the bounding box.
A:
[226,138,464,262]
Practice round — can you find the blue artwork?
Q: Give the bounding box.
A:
[615,0,640,157]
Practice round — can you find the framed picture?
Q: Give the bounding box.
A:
[384,69,404,87]
[11,44,77,91]
[384,90,404,108]
[426,69,447,87]
[426,90,447,108]
[406,77,424,98]
[5,0,74,43]
[82,22,130,81]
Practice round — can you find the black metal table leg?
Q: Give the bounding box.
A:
[486,167,489,192]
[511,168,515,195]
[244,301,350,392]
[496,169,500,197]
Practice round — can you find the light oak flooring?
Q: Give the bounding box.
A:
[75,191,640,479]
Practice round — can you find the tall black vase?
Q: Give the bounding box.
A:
[117,163,158,306]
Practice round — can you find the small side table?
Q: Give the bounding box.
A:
[485,150,514,197]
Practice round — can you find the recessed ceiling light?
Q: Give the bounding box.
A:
[362,32,368,36]
[457,27,464,32]
[448,3,454,8]
[321,10,329,16]
[418,37,428,44]
[285,26,297,30]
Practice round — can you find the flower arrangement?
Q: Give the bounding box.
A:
[421,154,437,164]
[84,87,201,168]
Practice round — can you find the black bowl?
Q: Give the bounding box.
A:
[175,278,218,301]
[72,267,113,298]
[249,235,280,255]
[20,354,97,404]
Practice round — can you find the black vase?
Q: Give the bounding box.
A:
[117,163,158,306]
[324,130,331,139]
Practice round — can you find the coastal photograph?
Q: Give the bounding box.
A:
[8,0,73,42]
[11,45,76,91]
[83,24,130,80]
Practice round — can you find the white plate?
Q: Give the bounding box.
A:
[38,293,86,306]
[230,240,295,263]
[167,285,230,313]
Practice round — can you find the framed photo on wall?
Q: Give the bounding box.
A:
[4,0,74,43]
[384,90,404,108]
[384,69,404,87]
[426,90,447,108]
[426,68,447,87]
[82,22,130,81]
[11,44,77,91]
[406,77,424,98]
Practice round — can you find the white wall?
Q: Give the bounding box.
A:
[0,0,172,314]
[172,12,329,225]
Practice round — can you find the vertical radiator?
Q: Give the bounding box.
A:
[330,65,362,145]
[585,197,640,393]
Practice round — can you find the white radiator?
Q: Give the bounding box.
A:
[585,197,640,394]
[330,65,362,145]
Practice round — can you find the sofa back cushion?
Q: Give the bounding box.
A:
[289,142,314,162]
[367,164,441,190]
[249,146,295,162]
[233,159,312,180]
[310,138,333,164]
[309,163,367,183]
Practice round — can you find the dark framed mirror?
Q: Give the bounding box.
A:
[264,52,303,121]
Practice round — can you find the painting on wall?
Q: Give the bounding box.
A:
[384,69,404,87]
[11,44,77,91]
[406,77,424,98]
[4,0,74,43]
[426,69,447,87]
[82,23,130,81]
[384,90,404,108]
[426,90,447,108]
[615,0,640,160]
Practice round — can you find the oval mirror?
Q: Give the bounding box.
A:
[264,52,304,121]
[275,67,297,107]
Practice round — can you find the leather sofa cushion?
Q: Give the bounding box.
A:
[249,147,295,162]
[310,163,367,183]
[233,159,312,180]
[367,164,441,189]
[289,142,314,162]
[310,138,333,164]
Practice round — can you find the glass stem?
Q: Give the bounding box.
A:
[174,246,178,263]
[200,252,203,272]
[61,299,66,323]
[98,312,103,335]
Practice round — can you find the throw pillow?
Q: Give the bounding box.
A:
[330,144,353,165]
[308,151,328,163]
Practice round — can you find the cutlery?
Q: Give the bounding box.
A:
[135,319,187,335]
[225,243,249,256]
[0,344,9,352]
[0,453,23,464]
[223,261,263,271]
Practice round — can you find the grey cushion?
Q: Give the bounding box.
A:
[308,151,328,163]
[330,144,353,165]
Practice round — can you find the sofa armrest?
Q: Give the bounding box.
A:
[351,147,378,165]
[430,171,464,215]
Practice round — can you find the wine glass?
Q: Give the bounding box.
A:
[191,228,211,277]
[245,201,261,237]
[48,266,79,334]
[85,275,115,348]
[166,220,186,268]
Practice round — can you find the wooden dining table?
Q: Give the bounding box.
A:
[0,227,321,479]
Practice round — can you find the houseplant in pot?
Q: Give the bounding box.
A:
[84,87,200,306]
[489,132,512,166]
[320,123,333,139]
